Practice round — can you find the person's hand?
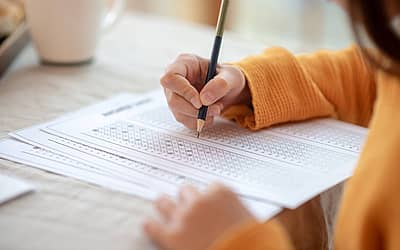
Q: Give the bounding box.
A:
[143,184,256,250]
[161,54,250,130]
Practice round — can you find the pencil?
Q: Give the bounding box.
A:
[196,0,230,138]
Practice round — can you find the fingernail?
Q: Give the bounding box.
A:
[190,97,201,109]
[201,92,214,105]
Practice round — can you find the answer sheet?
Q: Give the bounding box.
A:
[43,91,368,208]
[5,91,281,220]
[11,91,217,198]
[0,139,280,220]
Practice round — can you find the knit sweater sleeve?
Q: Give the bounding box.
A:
[209,219,294,250]
[223,45,376,130]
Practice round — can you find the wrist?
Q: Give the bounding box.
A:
[233,65,252,107]
[239,83,252,108]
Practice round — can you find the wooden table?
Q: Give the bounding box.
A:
[0,12,338,250]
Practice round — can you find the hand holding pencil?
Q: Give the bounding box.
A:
[160,0,251,134]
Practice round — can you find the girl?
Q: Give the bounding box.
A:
[144,0,400,249]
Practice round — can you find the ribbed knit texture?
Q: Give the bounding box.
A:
[212,46,400,250]
[223,46,375,129]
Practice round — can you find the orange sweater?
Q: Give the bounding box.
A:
[210,46,400,249]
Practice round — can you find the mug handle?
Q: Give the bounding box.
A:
[102,0,125,31]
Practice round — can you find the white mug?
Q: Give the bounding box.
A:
[24,0,125,65]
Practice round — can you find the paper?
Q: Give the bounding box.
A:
[5,91,281,220]
[43,92,368,208]
[0,139,281,220]
[10,93,181,193]
[0,139,158,199]
[0,172,33,205]
[11,92,209,198]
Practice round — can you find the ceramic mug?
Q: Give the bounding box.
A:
[24,0,125,65]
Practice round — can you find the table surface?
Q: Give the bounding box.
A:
[0,12,319,250]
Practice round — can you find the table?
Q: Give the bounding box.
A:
[0,12,340,250]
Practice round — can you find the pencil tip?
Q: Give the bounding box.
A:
[196,119,205,139]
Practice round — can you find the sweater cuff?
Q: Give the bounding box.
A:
[209,219,294,250]
[231,47,334,130]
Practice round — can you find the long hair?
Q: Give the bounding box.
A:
[349,0,400,75]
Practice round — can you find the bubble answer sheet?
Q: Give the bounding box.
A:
[2,91,281,220]
[0,139,278,220]
[42,90,368,208]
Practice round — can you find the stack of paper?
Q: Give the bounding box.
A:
[0,90,368,220]
[0,174,33,205]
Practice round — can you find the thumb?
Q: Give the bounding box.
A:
[199,76,230,106]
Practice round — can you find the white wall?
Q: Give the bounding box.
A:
[126,0,354,51]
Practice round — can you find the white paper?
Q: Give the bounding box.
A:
[0,173,33,205]
[0,139,157,199]
[10,92,212,199]
[10,92,180,193]
[44,93,368,208]
[0,94,140,205]
[6,91,280,219]
[0,139,281,220]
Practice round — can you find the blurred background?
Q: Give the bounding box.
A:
[0,0,356,76]
[126,0,354,51]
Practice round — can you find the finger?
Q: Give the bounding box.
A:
[169,94,223,118]
[143,218,169,248]
[168,93,198,117]
[155,195,177,222]
[172,54,210,89]
[161,63,202,109]
[207,183,233,196]
[173,112,214,130]
[204,116,215,128]
[164,87,172,103]
[200,76,230,106]
[173,112,197,130]
[207,102,224,116]
[178,185,201,205]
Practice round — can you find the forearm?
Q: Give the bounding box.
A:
[297,45,376,126]
[209,219,294,250]
[224,46,376,130]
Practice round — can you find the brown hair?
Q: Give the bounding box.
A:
[349,0,400,75]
